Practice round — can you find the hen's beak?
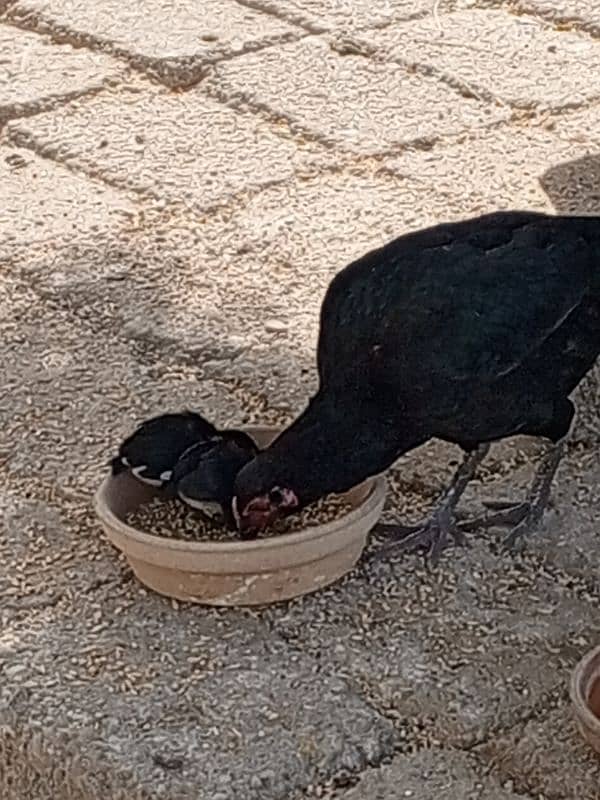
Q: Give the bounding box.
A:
[233,496,278,540]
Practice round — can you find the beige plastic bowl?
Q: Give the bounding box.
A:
[571,644,600,755]
[94,426,386,606]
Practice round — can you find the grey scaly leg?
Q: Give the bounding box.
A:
[458,439,565,549]
[375,444,490,563]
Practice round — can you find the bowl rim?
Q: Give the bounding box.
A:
[570,643,600,731]
[94,472,387,555]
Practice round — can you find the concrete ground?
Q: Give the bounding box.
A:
[1,0,600,797]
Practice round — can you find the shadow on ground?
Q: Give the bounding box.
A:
[540,153,600,215]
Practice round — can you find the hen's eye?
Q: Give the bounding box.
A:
[269,488,283,504]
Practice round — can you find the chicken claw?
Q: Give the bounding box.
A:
[375,506,468,565]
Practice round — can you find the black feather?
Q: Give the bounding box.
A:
[113,411,219,486]
[170,430,259,522]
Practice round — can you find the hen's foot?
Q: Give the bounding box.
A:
[374,443,490,566]
[502,501,549,550]
[375,507,468,565]
[457,500,531,533]
[457,440,565,551]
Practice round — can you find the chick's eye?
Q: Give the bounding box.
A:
[269,488,283,504]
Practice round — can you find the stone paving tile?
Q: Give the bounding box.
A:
[0,591,395,800]
[210,36,507,154]
[6,221,309,417]
[478,703,600,799]
[14,168,455,415]
[6,0,301,87]
[218,166,456,271]
[0,145,136,251]
[7,87,327,210]
[0,276,245,494]
[385,105,600,216]
[367,9,600,109]
[511,0,600,37]
[340,749,530,799]
[237,0,435,33]
[260,527,598,748]
[0,24,123,122]
[178,167,468,383]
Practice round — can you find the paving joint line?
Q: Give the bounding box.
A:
[363,39,600,116]
[2,6,306,88]
[5,119,305,219]
[4,123,156,197]
[0,83,110,127]
[506,0,600,38]
[469,689,573,800]
[231,0,319,33]
[202,71,348,152]
[231,0,446,36]
[202,68,500,159]
[0,0,17,15]
[428,0,598,38]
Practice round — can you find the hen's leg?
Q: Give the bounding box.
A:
[459,440,565,550]
[375,444,490,563]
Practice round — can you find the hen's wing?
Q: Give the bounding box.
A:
[317,212,600,411]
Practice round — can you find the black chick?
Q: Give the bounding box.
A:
[232,211,600,558]
[111,411,218,487]
[167,430,259,530]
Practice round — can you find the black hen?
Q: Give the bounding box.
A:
[167,430,259,529]
[111,411,218,487]
[232,211,600,557]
